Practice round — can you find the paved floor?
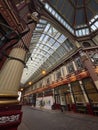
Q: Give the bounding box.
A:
[18,106,98,130]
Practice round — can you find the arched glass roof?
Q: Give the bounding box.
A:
[21,19,75,84]
[21,0,98,85]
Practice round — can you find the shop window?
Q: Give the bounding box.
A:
[60,85,68,94]
[44,89,52,96]
[54,88,59,95]
[54,88,60,104]
[82,78,98,103]
[71,81,86,104]
[38,93,43,97]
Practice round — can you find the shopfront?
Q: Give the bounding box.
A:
[71,81,87,113]
[82,78,98,115]
[54,85,73,111]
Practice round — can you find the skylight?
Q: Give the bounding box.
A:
[21,19,69,84]
[44,3,98,37]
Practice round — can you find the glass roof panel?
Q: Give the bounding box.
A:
[21,0,98,84]
[21,19,75,84]
[53,42,60,49]
[44,24,50,32]
[54,32,61,39]
[48,38,55,46]
[44,1,98,37]
[57,34,67,43]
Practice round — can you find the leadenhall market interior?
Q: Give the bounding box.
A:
[0,0,98,129]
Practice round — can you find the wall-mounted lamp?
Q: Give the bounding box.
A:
[20,88,23,91]
[41,70,46,75]
[28,81,32,85]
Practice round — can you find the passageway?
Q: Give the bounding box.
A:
[18,106,98,130]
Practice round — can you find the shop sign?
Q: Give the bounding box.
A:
[0,114,20,124]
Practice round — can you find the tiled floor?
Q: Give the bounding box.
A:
[18,106,98,130]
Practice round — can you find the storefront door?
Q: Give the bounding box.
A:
[65,92,72,111]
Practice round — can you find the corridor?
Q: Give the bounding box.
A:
[18,106,98,130]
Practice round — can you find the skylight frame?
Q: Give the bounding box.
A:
[21,19,69,84]
[44,3,98,37]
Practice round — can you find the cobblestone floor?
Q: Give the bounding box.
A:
[18,106,98,130]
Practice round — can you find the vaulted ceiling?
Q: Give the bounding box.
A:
[43,0,98,37]
[21,0,98,85]
[48,0,98,27]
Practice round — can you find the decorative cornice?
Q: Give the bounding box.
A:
[0,0,24,32]
[0,100,19,104]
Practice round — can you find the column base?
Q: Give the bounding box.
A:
[0,104,22,130]
[71,104,77,112]
[86,103,94,115]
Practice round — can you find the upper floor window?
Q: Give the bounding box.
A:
[46,78,50,85]
[67,62,75,73]
[39,81,42,87]
[75,57,83,69]
[56,70,61,80]
[33,84,37,90]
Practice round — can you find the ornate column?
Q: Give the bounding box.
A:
[0,13,38,130]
